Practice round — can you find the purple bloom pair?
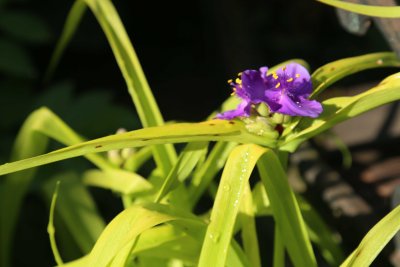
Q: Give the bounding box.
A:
[216,63,322,120]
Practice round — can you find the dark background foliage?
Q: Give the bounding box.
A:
[0,0,395,266]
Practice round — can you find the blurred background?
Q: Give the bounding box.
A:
[1,0,399,266]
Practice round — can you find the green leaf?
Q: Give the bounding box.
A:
[0,120,276,177]
[42,173,106,254]
[0,38,36,78]
[85,202,202,267]
[252,181,271,216]
[47,181,63,266]
[317,0,400,18]
[188,141,238,208]
[281,71,400,151]
[310,52,400,98]
[198,144,266,267]
[239,182,261,267]
[81,0,177,175]
[44,0,87,80]
[257,151,317,267]
[83,169,153,196]
[0,107,111,267]
[296,195,344,266]
[341,204,400,266]
[155,142,208,203]
[0,11,51,44]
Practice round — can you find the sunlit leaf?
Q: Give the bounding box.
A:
[281,71,400,151]
[258,151,317,267]
[311,52,400,98]
[317,0,400,18]
[198,144,266,267]
[341,204,400,266]
[0,120,276,177]
[83,169,153,196]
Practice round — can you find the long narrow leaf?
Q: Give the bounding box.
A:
[42,173,106,254]
[317,0,400,18]
[188,141,237,208]
[239,182,261,267]
[0,120,276,177]
[310,52,400,98]
[341,204,400,266]
[155,142,208,202]
[198,144,266,267]
[0,107,111,267]
[82,0,177,175]
[257,151,317,267]
[281,71,400,151]
[85,202,202,267]
[83,169,153,195]
[47,181,63,266]
[44,0,87,81]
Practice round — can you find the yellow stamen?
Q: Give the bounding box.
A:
[282,66,286,71]
[295,73,300,78]
[230,88,237,96]
[237,72,242,76]
[286,78,293,82]
[227,79,233,83]
[275,82,281,88]
[272,72,278,80]
[235,78,242,84]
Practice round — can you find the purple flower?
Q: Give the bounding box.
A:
[216,63,322,119]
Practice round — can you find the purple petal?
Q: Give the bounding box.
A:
[264,88,283,112]
[277,63,312,97]
[216,100,251,120]
[276,63,310,81]
[275,94,322,118]
[240,70,269,103]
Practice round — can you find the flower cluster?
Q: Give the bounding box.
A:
[216,63,322,120]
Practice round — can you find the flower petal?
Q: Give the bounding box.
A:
[264,88,282,112]
[216,100,251,120]
[240,69,269,103]
[277,63,312,97]
[275,94,322,118]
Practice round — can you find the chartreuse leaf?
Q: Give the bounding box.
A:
[81,0,177,175]
[47,181,63,266]
[82,169,152,196]
[296,195,344,266]
[155,142,208,203]
[0,120,276,177]
[45,0,87,80]
[0,109,49,267]
[341,204,400,266]
[85,202,203,267]
[239,182,261,267]
[252,181,271,216]
[43,173,106,254]
[310,52,400,98]
[188,141,237,208]
[252,182,342,266]
[123,146,153,172]
[317,0,400,18]
[198,144,266,267]
[257,151,316,267]
[0,107,111,267]
[273,226,285,267]
[281,71,400,152]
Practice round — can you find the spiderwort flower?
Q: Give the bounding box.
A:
[216,63,322,119]
[266,63,322,118]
